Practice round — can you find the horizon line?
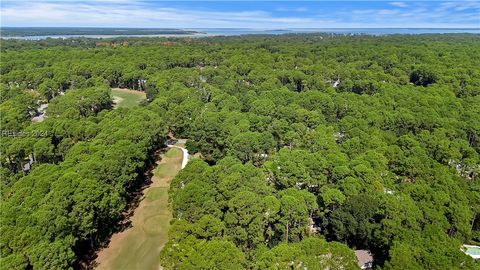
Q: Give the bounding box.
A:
[2,27,480,29]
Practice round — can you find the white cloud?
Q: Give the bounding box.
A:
[350,9,398,17]
[275,7,308,13]
[437,1,480,12]
[389,2,408,8]
[1,1,478,29]
[1,1,316,28]
[378,9,399,15]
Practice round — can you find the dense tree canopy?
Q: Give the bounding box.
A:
[1,33,479,269]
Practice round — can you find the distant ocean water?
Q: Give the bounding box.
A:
[197,28,480,35]
[3,28,479,40]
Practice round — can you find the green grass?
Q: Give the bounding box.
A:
[153,163,176,178]
[106,214,171,270]
[164,147,182,158]
[145,187,168,202]
[111,88,146,108]
[153,149,182,178]
[96,147,182,270]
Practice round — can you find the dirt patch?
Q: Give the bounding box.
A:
[112,96,124,107]
[111,88,147,95]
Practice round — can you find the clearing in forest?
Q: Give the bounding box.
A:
[111,88,146,108]
[95,147,183,270]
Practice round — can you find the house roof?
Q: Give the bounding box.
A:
[355,250,373,268]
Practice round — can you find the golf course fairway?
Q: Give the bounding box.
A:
[95,147,183,270]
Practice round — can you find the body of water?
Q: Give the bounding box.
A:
[196,28,480,36]
[3,28,479,40]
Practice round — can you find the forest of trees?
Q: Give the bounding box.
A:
[1,34,479,269]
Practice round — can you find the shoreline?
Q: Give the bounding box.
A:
[2,28,479,40]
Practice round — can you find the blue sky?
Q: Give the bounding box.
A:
[1,1,479,28]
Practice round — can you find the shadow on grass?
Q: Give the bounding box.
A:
[77,147,169,269]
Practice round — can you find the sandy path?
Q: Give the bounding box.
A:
[94,145,188,270]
